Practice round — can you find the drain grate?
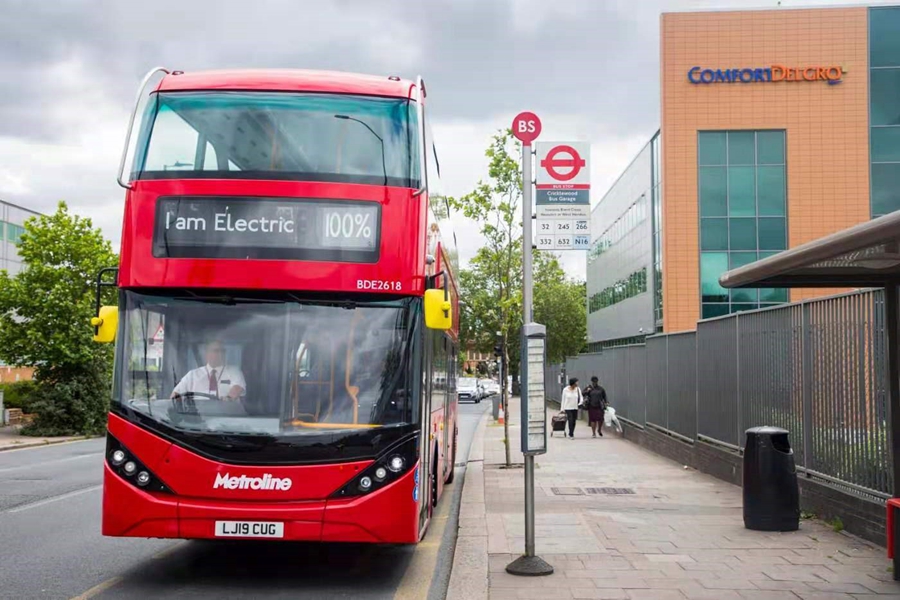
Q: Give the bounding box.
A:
[585,487,635,495]
[550,487,584,496]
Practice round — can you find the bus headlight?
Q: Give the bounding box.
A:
[330,434,418,499]
[106,433,172,494]
[388,455,405,473]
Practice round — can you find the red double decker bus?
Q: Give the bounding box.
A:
[91,68,460,544]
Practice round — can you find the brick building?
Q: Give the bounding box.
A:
[587,4,900,347]
[0,366,34,383]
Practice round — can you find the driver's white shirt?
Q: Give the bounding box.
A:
[172,364,246,399]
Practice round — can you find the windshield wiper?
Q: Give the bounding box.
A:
[174,293,283,305]
[287,294,359,310]
[184,433,269,452]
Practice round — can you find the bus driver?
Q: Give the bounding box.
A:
[171,340,246,400]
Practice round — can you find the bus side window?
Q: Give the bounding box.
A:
[431,334,447,413]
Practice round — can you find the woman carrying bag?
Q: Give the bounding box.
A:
[560,377,582,439]
[583,376,608,438]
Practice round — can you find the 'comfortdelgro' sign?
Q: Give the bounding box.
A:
[688,65,844,85]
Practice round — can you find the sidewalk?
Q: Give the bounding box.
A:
[0,425,90,451]
[452,396,900,600]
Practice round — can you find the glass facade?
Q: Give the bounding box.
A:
[586,133,657,344]
[651,133,663,330]
[585,335,647,353]
[0,201,39,276]
[698,131,788,319]
[870,6,900,217]
[588,268,648,313]
[588,199,648,262]
[1,222,25,245]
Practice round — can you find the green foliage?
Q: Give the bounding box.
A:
[22,370,110,436]
[0,380,37,412]
[448,129,522,467]
[451,128,586,367]
[0,202,118,435]
[534,253,587,363]
[450,129,523,362]
[830,517,844,533]
[450,129,587,465]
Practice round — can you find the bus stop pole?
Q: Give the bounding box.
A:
[523,146,535,558]
[506,142,553,577]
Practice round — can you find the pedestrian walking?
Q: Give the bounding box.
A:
[583,376,608,438]
[560,377,582,439]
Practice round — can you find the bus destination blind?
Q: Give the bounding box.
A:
[153,196,380,262]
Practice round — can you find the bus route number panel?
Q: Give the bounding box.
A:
[535,214,590,251]
[153,196,381,263]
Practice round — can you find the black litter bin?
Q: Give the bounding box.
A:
[743,426,800,532]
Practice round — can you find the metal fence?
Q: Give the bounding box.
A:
[560,289,892,499]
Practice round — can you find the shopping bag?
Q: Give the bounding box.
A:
[605,406,622,433]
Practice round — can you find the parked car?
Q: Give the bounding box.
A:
[479,379,501,397]
[457,377,484,403]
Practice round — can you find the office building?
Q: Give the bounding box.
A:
[588,4,900,345]
[0,200,40,276]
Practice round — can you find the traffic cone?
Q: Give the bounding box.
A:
[496,402,505,425]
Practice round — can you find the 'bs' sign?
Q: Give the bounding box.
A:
[512,112,541,146]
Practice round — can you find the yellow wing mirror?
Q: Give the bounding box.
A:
[424,289,452,330]
[91,306,118,343]
[91,267,119,343]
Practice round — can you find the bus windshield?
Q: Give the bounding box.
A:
[116,291,419,436]
[133,91,419,188]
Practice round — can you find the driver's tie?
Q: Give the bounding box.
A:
[208,369,217,396]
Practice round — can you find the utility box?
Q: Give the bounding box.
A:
[743,426,800,532]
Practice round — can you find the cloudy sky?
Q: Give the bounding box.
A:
[0,0,877,278]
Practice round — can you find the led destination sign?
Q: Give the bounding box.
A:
[153,196,380,262]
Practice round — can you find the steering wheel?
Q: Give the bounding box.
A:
[173,392,221,402]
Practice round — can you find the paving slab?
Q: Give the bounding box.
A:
[453,396,900,600]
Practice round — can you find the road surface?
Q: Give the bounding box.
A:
[0,401,489,599]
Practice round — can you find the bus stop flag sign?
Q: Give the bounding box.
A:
[535,142,591,251]
[512,112,542,146]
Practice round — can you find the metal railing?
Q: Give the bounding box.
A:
[562,289,892,499]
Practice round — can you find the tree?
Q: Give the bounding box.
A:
[451,129,588,465]
[533,253,587,363]
[449,129,522,466]
[0,202,118,435]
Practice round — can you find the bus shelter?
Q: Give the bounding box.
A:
[719,210,900,576]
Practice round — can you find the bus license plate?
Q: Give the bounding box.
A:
[214,521,284,538]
